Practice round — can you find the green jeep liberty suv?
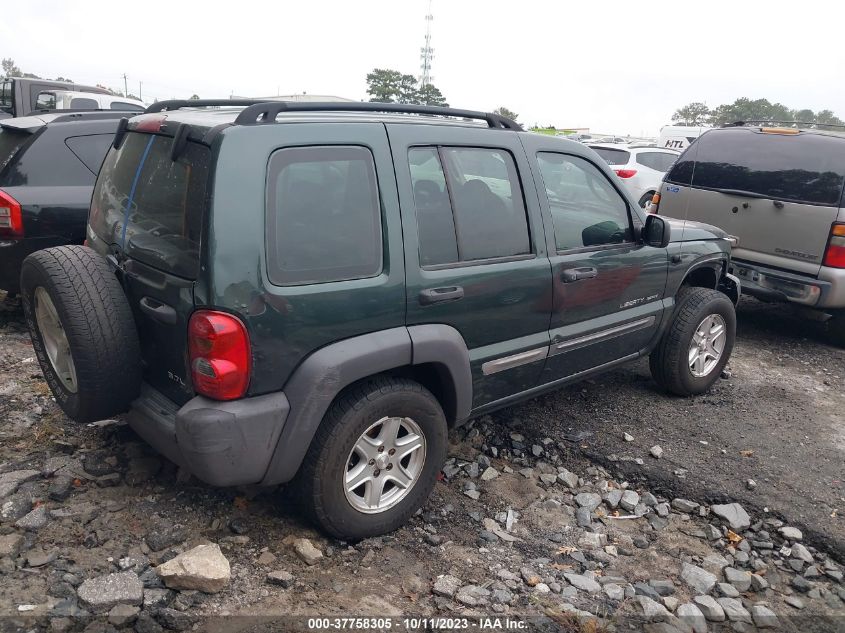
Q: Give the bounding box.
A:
[20,101,740,539]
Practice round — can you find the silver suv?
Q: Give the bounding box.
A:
[653,124,845,345]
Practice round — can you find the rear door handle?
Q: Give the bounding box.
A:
[561,267,598,282]
[419,286,464,305]
[139,296,178,325]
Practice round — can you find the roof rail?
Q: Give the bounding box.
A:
[725,120,845,130]
[145,99,523,130]
[146,99,266,113]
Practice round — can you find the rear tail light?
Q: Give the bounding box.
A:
[614,169,638,179]
[650,192,661,214]
[0,189,23,239]
[188,310,251,400]
[823,223,845,269]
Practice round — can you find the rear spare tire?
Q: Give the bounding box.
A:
[20,246,142,422]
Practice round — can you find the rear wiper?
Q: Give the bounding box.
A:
[713,188,769,200]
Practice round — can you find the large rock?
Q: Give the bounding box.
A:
[677,603,707,633]
[724,567,752,591]
[432,575,461,598]
[636,595,670,622]
[711,503,751,531]
[751,605,779,628]
[77,571,144,612]
[0,533,24,557]
[717,597,752,623]
[155,543,231,593]
[574,493,602,511]
[563,573,601,593]
[693,595,725,621]
[0,470,40,498]
[15,505,48,530]
[293,538,323,565]
[681,563,717,595]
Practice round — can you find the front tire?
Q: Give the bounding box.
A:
[295,377,447,540]
[650,286,736,396]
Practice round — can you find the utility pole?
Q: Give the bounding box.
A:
[122,73,128,97]
[419,0,434,90]
[139,81,143,101]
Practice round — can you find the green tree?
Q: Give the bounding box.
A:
[1,58,21,77]
[418,83,448,107]
[366,68,403,103]
[671,102,711,126]
[493,106,519,122]
[396,74,421,104]
[189,94,200,100]
[54,76,74,83]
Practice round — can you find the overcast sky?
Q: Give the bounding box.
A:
[2,0,844,135]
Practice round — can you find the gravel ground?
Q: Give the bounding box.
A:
[1,292,844,632]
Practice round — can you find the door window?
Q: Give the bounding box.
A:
[537,152,633,251]
[266,145,383,286]
[35,92,56,111]
[408,146,530,266]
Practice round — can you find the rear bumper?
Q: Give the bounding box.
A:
[727,259,844,308]
[127,383,290,487]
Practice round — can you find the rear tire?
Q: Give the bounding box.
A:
[638,192,655,209]
[650,286,736,396]
[20,246,142,422]
[295,377,448,540]
[828,310,845,348]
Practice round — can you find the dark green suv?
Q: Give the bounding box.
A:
[20,101,740,539]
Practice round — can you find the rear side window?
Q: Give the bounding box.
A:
[266,146,382,285]
[65,135,112,174]
[409,146,530,266]
[590,147,630,166]
[0,80,12,114]
[89,132,210,279]
[636,151,677,172]
[0,128,94,187]
[670,129,845,205]
[35,92,56,111]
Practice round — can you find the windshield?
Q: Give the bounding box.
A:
[89,132,211,279]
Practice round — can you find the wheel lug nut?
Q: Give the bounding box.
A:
[386,463,393,470]
[378,446,385,453]
[368,459,375,465]
[388,448,395,456]
[373,469,380,477]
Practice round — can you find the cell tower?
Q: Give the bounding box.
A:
[419,0,434,89]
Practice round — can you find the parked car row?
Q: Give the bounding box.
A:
[2,99,842,540]
[6,100,740,541]
[0,77,143,120]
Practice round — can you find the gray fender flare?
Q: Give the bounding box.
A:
[260,325,472,485]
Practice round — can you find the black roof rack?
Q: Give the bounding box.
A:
[724,120,845,130]
[145,99,523,131]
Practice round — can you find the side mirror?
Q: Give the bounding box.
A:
[643,214,671,248]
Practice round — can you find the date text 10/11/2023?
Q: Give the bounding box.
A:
[306,617,529,630]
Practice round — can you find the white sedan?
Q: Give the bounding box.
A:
[588,144,679,208]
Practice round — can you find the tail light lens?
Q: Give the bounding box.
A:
[650,192,661,214]
[823,223,845,269]
[614,169,638,179]
[0,189,23,239]
[188,310,251,400]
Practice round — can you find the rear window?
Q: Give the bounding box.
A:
[110,101,144,112]
[266,145,382,285]
[0,128,29,173]
[89,132,211,279]
[667,129,845,206]
[70,97,99,109]
[0,128,94,187]
[590,147,630,166]
[635,151,677,172]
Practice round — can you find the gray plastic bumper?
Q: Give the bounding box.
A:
[128,384,289,487]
